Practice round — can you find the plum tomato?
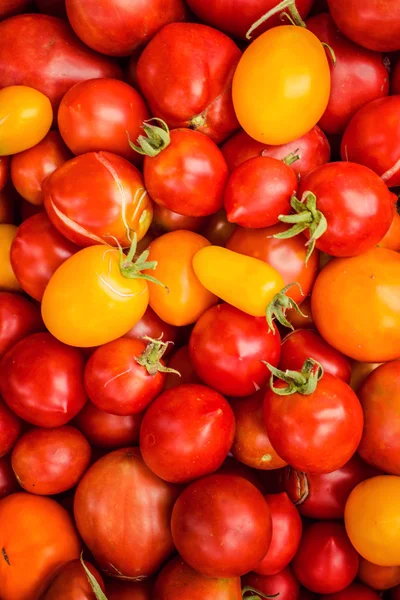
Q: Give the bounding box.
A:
[0,292,43,358]
[42,558,105,600]
[0,398,22,458]
[243,567,300,600]
[358,557,400,590]
[0,224,22,292]
[74,401,142,449]
[320,583,381,600]
[0,456,19,500]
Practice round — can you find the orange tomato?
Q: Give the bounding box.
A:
[0,224,21,291]
[358,556,400,590]
[378,207,400,251]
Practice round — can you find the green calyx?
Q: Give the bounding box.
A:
[263,358,324,396]
[128,118,171,158]
[242,586,279,600]
[246,0,305,39]
[118,233,168,290]
[281,149,300,166]
[136,335,181,377]
[80,553,108,600]
[266,283,307,332]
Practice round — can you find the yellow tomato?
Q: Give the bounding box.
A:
[146,230,217,326]
[42,244,150,347]
[0,224,21,292]
[192,246,284,316]
[345,475,400,566]
[232,26,330,145]
[0,86,53,156]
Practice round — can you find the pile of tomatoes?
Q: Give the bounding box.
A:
[2,0,400,599]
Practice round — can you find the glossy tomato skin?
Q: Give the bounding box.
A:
[378,204,400,250]
[136,23,241,143]
[0,332,87,427]
[164,345,200,390]
[189,304,280,397]
[42,559,105,600]
[0,157,9,191]
[0,456,19,500]
[292,521,359,594]
[358,557,400,590]
[0,399,22,458]
[320,583,381,600]
[200,209,236,247]
[243,568,300,600]
[0,492,81,600]
[0,292,43,358]
[125,306,177,350]
[106,580,153,600]
[75,401,142,449]
[151,204,206,236]
[74,447,179,578]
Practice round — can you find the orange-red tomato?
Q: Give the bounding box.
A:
[378,208,400,251]
[0,224,21,292]
[358,556,400,590]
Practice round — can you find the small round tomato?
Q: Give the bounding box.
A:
[0,85,52,156]
[378,205,400,251]
[350,361,382,392]
[151,204,206,236]
[74,401,142,449]
[358,557,400,590]
[320,584,381,600]
[217,456,265,493]
[164,345,200,390]
[42,558,105,600]
[286,295,315,329]
[0,456,19,500]
[0,399,22,458]
[200,209,236,247]
[0,157,9,192]
[0,224,22,292]
[0,292,43,358]
[243,567,300,600]
[125,306,177,351]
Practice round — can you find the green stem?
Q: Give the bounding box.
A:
[80,553,109,600]
[242,586,279,599]
[118,234,168,290]
[128,118,171,157]
[266,282,307,332]
[263,358,324,396]
[282,149,300,166]
[246,0,305,39]
[136,335,181,376]
[322,42,337,66]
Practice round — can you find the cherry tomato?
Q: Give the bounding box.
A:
[243,567,300,600]
[151,204,206,236]
[164,345,200,390]
[0,157,9,192]
[42,558,105,600]
[378,204,400,250]
[0,456,19,500]
[286,296,315,329]
[320,583,381,600]
[0,292,43,358]
[217,456,265,493]
[0,399,22,458]
[350,361,382,392]
[74,401,142,449]
[358,557,400,590]
[0,224,22,292]
[200,209,236,247]
[125,306,177,351]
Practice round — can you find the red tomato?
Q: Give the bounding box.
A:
[378,204,400,250]
[299,590,319,600]
[189,304,281,397]
[0,157,9,192]
[151,204,206,236]
[217,456,265,493]
[125,306,177,350]
[140,383,235,483]
[0,332,87,427]
[0,14,122,110]
[292,521,359,594]
[200,209,236,247]
[0,291,43,358]
[136,23,241,143]
[10,213,79,301]
[0,456,19,500]
[42,559,105,600]
[75,401,142,449]
[106,580,153,600]
[0,399,22,458]
[320,583,381,600]
[0,0,30,19]
[171,474,272,577]
[243,567,300,600]
[164,345,200,390]
[358,557,400,590]
[34,0,67,17]
[74,447,179,578]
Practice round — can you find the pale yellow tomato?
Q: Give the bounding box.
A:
[0,224,21,292]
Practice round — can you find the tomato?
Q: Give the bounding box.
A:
[0,187,16,225]
[345,475,400,566]
[151,204,206,236]
[171,474,272,577]
[0,492,81,600]
[0,456,19,500]
[264,362,364,473]
[391,586,400,600]
[136,23,241,143]
[0,398,22,458]
[299,590,319,600]
[350,361,382,392]
[233,26,330,145]
[0,292,43,358]
[125,306,177,351]
[58,79,150,164]
[378,204,400,250]
[286,296,315,329]
[311,248,400,362]
[200,209,236,247]
[0,14,122,110]
[0,224,20,292]
[106,580,153,600]
[358,557,400,590]
[42,559,105,600]
[10,213,79,301]
[217,456,266,493]
[0,0,30,19]
[164,345,199,390]
[146,231,217,326]
[34,0,67,17]
[0,332,87,427]
[74,447,179,578]
[307,13,389,135]
[74,401,142,449]
[243,567,300,600]
[0,157,9,192]
[320,584,381,600]
[283,454,380,520]
[44,152,152,247]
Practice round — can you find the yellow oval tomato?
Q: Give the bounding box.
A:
[146,230,217,326]
[193,246,284,317]
[0,224,21,292]
[345,475,400,566]
[232,26,330,145]
[42,245,150,347]
[0,86,53,156]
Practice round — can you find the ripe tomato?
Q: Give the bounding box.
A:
[151,204,206,236]
[164,345,200,390]
[350,361,382,392]
[0,456,19,500]
[200,209,236,247]
[42,559,105,600]
[106,580,153,600]
[0,224,22,292]
[391,586,400,600]
[136,23,241,143]
[286,296,315,329]
[358,557,400,590]
[233,26,330,145]
[378,206,400,251]
[0,292,43,358]
[74,401,142,449]
[0,157,9,192]
[0,398,22,458]
[217,456,265,493]
[320,583,381,600]
[74,447,179,578]
[0,0,30,18]
[311,248,400,362]
[0,332,87,427]
[171,474,272,577]
[125,306,177,351]
[0,492,81,600]
[243,567,300,600]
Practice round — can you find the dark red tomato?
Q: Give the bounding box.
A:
[34,0,68,18]
[0,0,30,19]
[74,447,179,578]
[320,583,381,600]
[230,391,287,470]
[221,126,330,178]
[151,204,206,236]
[358,557,400,590]
[280,329,352,383]
[286,296,315,330]
[0,292,43,358]
[189,303,281,397]
[0,187,16,225]
[125,306,177,354]
[10,131,72,206]
[243,567,300,600]
[341,97,400,187]
[200,210,236,247]
[171,474,272,577]
[0,157,9,192]
[140,383,235,483]
[0,14,122,110]
[0,332,87,428]
[84,337,169,416]
[217,456,265,493]
[0,456,19,500]
[58,78,150,164]
[164,346,199,390]
[75,401,142,449]
[0,399,22,458]
[227,224,319,304]
[106,580,153,600]
[307,13,389,135]
[42,559,105,600]
[292,522,359,594]
[136,23,241,143]
[283,454,380,520]
[10,213,79,301]
[299,589,319,600]
[19,198,44,222]
[224,156,297,228]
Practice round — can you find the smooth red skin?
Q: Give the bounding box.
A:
[0,456,19,499]
[151,204,206,236]
[10,213,79,301]
[221,126,330,178]
[224,156,297,228]
[243,568,300,600]
[11,426,91,495]
[10,131,72,206]
[125,306,177,356]
[0,158,8,192]
[298,162,394,256]
[200,209,236,247]
[0,332,87,428]
[321,584,381,600]
[75,402,142,450]
[0,292,43,359]
[0,399,22,458]
[34,0,67,18]
[189,304,281,397]
[74,447,179,578]
[84,338,166,416]
[0,0,30,19]
[264,373,364,474]
[171,474,272,578]
[144,129,228,217]
[293,522,359,594]
[42,559,105,599]
[341,97,400,187]
[136,22,241,144]
[106,580,153,600]
[44,151,146,247]
[307,13,389,135]
[164,346,201,390]
[280,329,352,383]
[140,383,235,483]
[0,14,122,110]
